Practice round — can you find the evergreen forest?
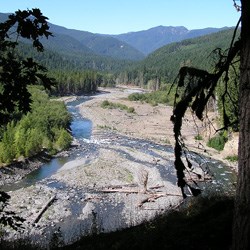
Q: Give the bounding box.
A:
[0,7,246,250]
[0,11,239,165]
[0,86,72,164]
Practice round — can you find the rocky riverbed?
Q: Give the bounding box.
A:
[0,152,52,186]
[1,130,184,249]
[0,86,237,248]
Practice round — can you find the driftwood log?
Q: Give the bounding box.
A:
[138,193,182,208]
[32,195,57,224]
[101,185,182,208]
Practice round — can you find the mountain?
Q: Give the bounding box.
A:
[113,26,231,55]
[0,13,145,62]
[1,12,233,72]
[117,28,240,85]
[47,23,145,61]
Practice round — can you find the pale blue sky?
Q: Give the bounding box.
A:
[1,0,241,34]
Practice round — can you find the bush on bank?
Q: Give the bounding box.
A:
[0,86,72,164]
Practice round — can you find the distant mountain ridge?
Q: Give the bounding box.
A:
[48,23,145,60]
[0,13,145,61]
[1,12,231,62]
[113,25,231,55]
[48,24,231,57]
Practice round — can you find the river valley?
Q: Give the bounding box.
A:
[0,87,237,249]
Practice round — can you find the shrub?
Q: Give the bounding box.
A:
[101,100,135,113]
[127,107,135,113]
[194,134,203,140]
[128,90,174,106]
[207,132,228,151]
[101,100,111,108]
[225,155,238,162]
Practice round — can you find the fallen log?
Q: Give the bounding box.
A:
[101,188,139,194]
[32,195,56,224]
[102,187,181,196]
[148,185,164,190]
[138,193,182,207]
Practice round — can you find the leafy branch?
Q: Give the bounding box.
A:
[0,8,55,124]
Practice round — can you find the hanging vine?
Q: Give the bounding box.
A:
[171,18,241,198]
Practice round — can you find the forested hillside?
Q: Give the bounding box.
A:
[0,12,145,62]
[0,87,72,164]
[16,25,240,97]
[48,22,145,61]
[116,28,240,88]
[16,42,123,94]
[2,9,239,96]
[17,38,137,73]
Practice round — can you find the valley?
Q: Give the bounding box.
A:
[0,9,241,249]
[0,87,237,248]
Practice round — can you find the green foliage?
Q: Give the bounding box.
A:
[101,100,110,108]
[117,28,239,87]
[55,129,72,151]
[0,87,72,164]
[101,100,135,113]
[128,85,176,106]
[194,134,203,140]
[207,132,228,151]
[49,70,99,95]
[225,155,238,162]
[127,107,135,113]
[0,122,16,163]
[0,9,54,125]
[217,63,239,131]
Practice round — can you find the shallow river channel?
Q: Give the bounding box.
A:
[1,96,237,248]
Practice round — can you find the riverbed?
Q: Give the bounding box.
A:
[0,87,237,249]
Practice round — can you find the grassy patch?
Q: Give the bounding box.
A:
[161,138,171,144]
[225,155,238,162]
[128,85,178,106]
[194,134,203,140]
[101,100,135,113]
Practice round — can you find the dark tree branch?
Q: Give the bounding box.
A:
[171,19,241,197]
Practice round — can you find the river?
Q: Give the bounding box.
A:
[3,95,236,193]
[0,94,237,248]
[1,97,94,192]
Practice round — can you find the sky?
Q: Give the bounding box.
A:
[1,0,241,34]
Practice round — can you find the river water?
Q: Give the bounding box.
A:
[0,95,237,248]
[2,97,94,191]
[2,96,236,194]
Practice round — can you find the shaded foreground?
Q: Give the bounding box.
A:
[0,88,236,249]
[62,195,234,250]
[0,195,234,249]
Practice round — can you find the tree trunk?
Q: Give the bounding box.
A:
[232,0,250,249]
